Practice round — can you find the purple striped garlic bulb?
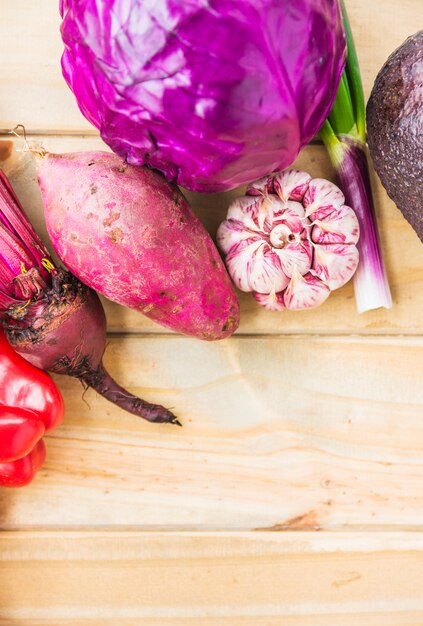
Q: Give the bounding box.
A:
[217,170,360,311]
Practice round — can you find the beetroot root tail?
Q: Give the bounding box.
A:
[82,363,181,426]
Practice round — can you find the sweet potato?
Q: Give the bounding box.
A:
[36,151,240,340]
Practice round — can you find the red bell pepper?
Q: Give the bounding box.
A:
[0,328,65,487]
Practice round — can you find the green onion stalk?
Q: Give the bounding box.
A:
[319,1,392,313]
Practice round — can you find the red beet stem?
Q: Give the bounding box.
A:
[4,269,180,426]
[81,362,181,425]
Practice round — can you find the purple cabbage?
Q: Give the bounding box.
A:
[60,0,346,192]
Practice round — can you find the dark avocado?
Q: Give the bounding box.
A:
[366,31,423,241]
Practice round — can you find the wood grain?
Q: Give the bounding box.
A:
[1,135,422,335]
[0,0,420,133]
[0,335,422,531]
[1,532,423,625]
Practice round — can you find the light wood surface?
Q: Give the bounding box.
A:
[0,0,422,623]
[1,334,423,531]
[1,532,423,625]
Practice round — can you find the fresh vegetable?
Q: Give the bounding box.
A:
[319,1,392,313]
[0,328,64,487]
[0,169,178,425]
[35,150,239,340]
[217,169,359,310]
[367,31,423,241]
[0,439,46,488]
[59,0,346,192]
[0,328,64,431]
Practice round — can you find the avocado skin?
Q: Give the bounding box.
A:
[366,31,423,241]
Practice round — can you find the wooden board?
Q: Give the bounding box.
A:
[0,0,423,623]
[1,532,423,625]
[1,334,423,531]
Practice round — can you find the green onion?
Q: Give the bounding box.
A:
[319,0,392,313]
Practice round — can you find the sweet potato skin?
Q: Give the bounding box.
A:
[36,152,239,340]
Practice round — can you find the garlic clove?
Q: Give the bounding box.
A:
[253,287,285,311]
[249,247,290,294]
[312,243,359,290]
[273,170,312,202]
[257,196,285,232]
[303,178,345,219]
[226,196,263,233]
[273,240,313,277]
[272,200,308,234]
[247,175,273,196]
[228,194,282,234]
[311,204,360,245]
[216,219,261,256]
[225,239,265,292]
[283,268,331,310]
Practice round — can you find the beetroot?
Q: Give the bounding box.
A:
[0,169,178,425]
[35,151,240,340]
[5,269,179,424]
